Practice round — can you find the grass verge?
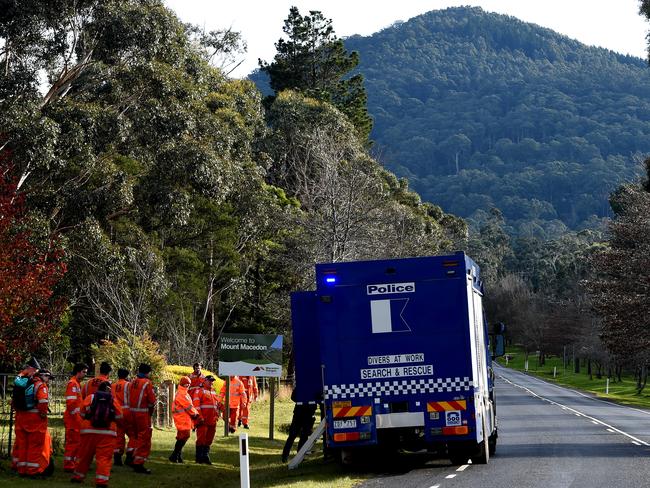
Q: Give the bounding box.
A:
[0,398,368,488]
[497,347,650,409]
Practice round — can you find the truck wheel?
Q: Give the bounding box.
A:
[488,429,497,456]
[470,415,490,465]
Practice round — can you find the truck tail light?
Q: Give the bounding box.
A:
[442,426,469,435]
[333,432,364,442]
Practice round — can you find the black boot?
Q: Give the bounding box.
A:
[114,452,123,466]
[169,439,185,463]
[124,452,134,466]
[204,446,212,465]
[176,439,187,463]
[169,447,179,463]
[132,463,152,474]
[195,445,202,464]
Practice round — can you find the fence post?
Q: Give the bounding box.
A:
[168,382,175,428]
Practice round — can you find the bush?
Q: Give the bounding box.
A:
[91,332,167,382]
[165,365,224,391]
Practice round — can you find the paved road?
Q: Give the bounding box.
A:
[359,365,650,488]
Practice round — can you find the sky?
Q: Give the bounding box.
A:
[164,1,650,78]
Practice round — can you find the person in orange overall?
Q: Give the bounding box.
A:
[63,363,89,472]
[82,361,112,398]
[11,357,40,471]
[71,381,123,487]
[169,376,200,463]
[219,376,247,434]
[111,368,131,466]
[14,368,54,477]
[238,376,258,429]
[128,363,156,474]
[188,362,205,399]
[193,375,220,464]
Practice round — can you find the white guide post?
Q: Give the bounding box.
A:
[240,432,250,488]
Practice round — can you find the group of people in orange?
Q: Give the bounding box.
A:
[171,363,258,465]
[10,358,258,487]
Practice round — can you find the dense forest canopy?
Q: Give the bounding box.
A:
[329,7,650,238]
[0,1,462,370]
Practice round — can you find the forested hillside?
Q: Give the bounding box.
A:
[340,7,650,237]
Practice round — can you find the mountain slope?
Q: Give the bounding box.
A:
[342,7,650,236]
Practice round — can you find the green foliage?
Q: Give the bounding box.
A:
[259,7,372,142]
[165,365,223,390]
[337,7,648,237]
[91,332,167,382]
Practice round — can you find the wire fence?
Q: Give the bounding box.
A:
[0,373,176,459]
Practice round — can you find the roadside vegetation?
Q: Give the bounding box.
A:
[497,347,650,410]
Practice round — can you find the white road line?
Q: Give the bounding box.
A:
[429,485,440,488]
[445,474,457,479]
[456,464,470,472]
[496,365,650,417]
[633,441,641,445]
[591,421,599,425]
[499,375,650,447]
[607,429,615,433]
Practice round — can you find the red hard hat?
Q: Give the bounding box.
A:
[180,376,191,387]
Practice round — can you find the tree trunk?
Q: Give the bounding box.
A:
[574,357,580,374]
[587,358,592,380]
[637,365,648,394]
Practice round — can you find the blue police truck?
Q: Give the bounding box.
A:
[291,252,502,464]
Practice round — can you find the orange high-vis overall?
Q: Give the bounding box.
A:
[128,376,156,465]
[10,369,32,470]
[82,374,111,399]
[219,377,247,430]
[173,385,199,441]
[64,376,83,471]
[111,378,131,455]
[188,373,205,398]
[72,393,123,487]
[13,377,52,475]
[238,376,258,426]
[193,385,219,447]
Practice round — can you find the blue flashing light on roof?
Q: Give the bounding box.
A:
[325,277,337,284]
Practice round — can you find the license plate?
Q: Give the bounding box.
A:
[333,419,357,429]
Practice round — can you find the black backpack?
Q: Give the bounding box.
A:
[86,391,116,428]
[12,376,36,411]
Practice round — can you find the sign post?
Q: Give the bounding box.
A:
[218,333,283,440]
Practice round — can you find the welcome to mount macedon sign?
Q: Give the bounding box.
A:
[218,333,283,377]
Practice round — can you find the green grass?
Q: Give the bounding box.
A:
[0,398,368,487]
[497,347,650,409]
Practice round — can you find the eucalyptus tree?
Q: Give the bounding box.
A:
[1,0,292,362]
